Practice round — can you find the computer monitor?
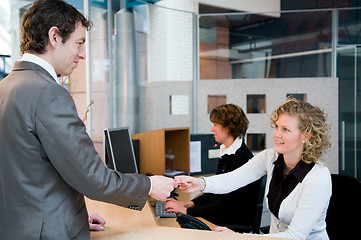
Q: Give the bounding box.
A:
[104,127,139,173]
[190,133,220,175]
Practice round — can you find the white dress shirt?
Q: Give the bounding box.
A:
[219,137,243,157]
[21,53,58,82]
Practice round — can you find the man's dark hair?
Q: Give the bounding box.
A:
[20,0,92,54]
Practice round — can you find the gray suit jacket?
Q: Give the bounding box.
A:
[0,61,151,239]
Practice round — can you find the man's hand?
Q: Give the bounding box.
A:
[149,176,178,201]
[88,213,106,231]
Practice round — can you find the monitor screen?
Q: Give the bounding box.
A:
[104,127,138,173]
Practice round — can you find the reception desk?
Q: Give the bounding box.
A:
[86,199,289,240]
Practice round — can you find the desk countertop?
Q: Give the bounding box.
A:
[86,198,289,240]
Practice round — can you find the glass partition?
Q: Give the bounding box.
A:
[88,1,112,142]
[199,10,333,79]
[337,8,361,179]
[338,8,361,45]
[337,46,361,179]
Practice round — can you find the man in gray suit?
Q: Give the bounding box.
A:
[0,0,177,239]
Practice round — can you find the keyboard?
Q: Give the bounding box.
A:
[154,200,177,218]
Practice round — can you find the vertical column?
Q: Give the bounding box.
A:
[192,13,199,133]
[114,9,139,133]
[331,9,338,78]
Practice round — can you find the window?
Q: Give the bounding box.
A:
[247,133,266,152]
[287,93,307,101]
[247,94,266,113]
[170,95,189,115]
[0,55,11,81]
[208,95,226,113]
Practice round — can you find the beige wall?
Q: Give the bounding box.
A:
[72,64,339,173]
[139,81,193,132]
[141,77,339,173]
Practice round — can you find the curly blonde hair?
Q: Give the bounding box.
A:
[270,97,331,164]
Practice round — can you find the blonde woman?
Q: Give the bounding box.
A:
[176,97,332,240]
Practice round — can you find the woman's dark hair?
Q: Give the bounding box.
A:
[20,0,93,54]
[209,104,249,139]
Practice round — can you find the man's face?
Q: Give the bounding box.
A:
[53,23,86,76]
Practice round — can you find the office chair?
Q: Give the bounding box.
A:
[219,176,268,234]
[326,174,361,240]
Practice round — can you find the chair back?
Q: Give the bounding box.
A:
[326,174,361,240]
[252,175,267,234]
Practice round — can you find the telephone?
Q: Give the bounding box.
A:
[176,212,212,231]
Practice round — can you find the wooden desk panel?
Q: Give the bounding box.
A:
[131,128,190,175]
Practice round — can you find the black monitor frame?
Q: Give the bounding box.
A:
[104,127,139,174]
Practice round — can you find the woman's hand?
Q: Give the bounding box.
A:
[175,176,206,193]
[164,198,195,214]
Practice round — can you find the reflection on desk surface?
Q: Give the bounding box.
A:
[97,226,288,240]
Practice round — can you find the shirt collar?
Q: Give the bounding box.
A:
[21,53,58,82]
[219,137,243,157]
[273,154,315,182]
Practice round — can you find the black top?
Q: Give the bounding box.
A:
[267,154,315,219]
[187,142,262,227]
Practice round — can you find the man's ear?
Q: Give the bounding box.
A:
[48,26,60,47]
